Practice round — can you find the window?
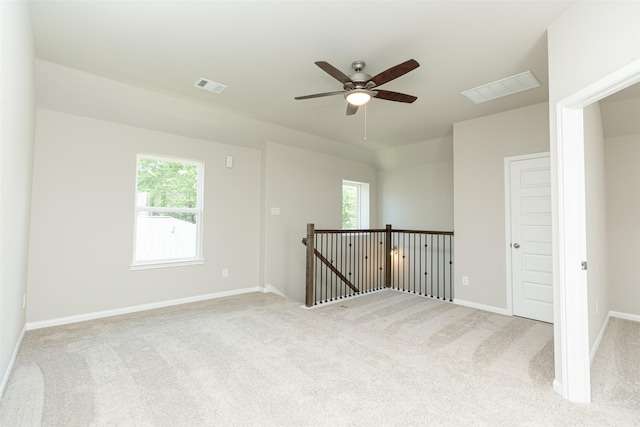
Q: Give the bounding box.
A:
[132,154,204,268]
[342,180,370,229]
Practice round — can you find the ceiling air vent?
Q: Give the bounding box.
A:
[194,78,227,94]
[461,71,540,104]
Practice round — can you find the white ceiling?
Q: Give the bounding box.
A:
[28,1,576,151]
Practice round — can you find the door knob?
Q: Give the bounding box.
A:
[513,243,520,249]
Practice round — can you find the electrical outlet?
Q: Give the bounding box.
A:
[462,276,469,286]
[222,268,229,278]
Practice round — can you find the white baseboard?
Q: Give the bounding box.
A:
[590,313,610,364]
[0,325,26,399]
[609,310,640,323]
[553,379,564,397]
[261,284,286,298]
[453,299,509,316]
[26,286,262,330]
[589,310,639,365]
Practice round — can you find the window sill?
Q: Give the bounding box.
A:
[130,259,205,271]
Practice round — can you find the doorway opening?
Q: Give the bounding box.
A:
[555,58,640,403]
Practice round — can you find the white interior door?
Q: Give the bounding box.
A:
[510,155,553,323]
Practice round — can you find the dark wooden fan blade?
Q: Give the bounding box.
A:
[295,90,345,100]
[374,89,417,103]
[346,103,359,116]
[369,59,420,87]
[315,61,354,85]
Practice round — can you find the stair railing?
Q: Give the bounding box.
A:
[303,224,454,307]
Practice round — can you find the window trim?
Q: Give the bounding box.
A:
[131,153,205,269]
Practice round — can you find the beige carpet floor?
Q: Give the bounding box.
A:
[0,290,638,426]
[591,316,640,409]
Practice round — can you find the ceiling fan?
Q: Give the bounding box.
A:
[294,59,420,116]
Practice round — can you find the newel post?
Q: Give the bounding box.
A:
[385,224,392,288]
[305,223,315,307]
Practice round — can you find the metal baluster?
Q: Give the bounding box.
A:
[330,233,334,300]
[419,234,423,295]
[424,234,428,296]
[437,234,441,299]
[379,235,383,289]
[358,233,361,293]
[412,233,417,293]
[401,233,404,291]
[430,234,434,298]
[340,232,344,298]
[349,233,353,296]
[318,234,322,302]
[322,235,328,301]
[449,234,453,301]
[365,232,370,292]
[323,234,328,302]
[397,232,401,291]
[442,235,446,300]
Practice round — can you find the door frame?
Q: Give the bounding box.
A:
[504,152,550,317]
[555,58,640,403]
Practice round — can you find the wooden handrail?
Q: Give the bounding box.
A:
[312,229,387,234]
[389,229,454,235]
[310,228,453,236]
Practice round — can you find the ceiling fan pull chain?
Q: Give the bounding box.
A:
[364,103,367,140]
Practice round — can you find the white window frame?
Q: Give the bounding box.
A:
[342,180,370,230]
[131,153,205,269]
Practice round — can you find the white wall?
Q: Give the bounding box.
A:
[25,60,383,319]
[605,132,640,316]
[27,109,262,322]
[547,2,640,105]
[453,102,549,310]
[582,103,609,351]
[600,87,640,140]
[600,83,640,320]
[547,0,640,396]
[26,59,386,320]
[377,136,453,230]
[263,142,378,302]
[0,0,36,396]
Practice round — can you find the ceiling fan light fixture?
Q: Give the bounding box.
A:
[345,89,371,106]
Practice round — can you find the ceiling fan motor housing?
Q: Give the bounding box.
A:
[349,72,372,87]
[350,60,372,87]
